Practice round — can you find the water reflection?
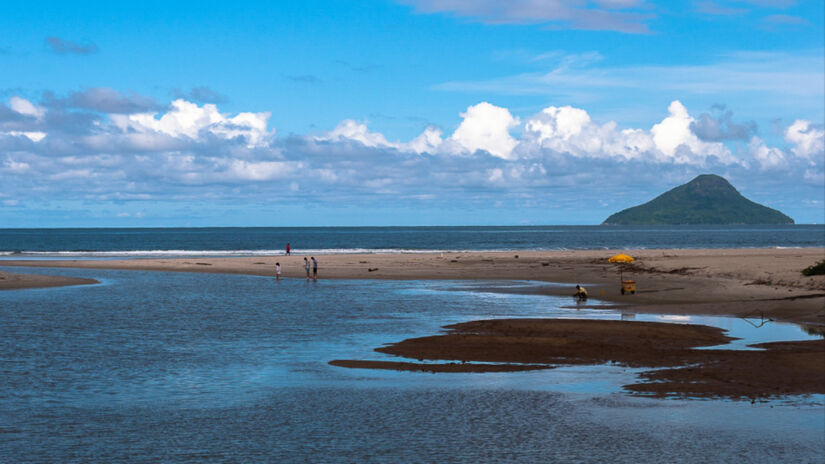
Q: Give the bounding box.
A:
[1,267,822,463]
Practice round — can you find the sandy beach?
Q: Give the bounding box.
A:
[3,247,824,324]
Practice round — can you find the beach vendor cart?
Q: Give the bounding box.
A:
[608,253,636,295]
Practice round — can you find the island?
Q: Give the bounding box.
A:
[602,174,795,225]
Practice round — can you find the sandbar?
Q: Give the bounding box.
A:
[2,247,823,324]
[0,270,98,290]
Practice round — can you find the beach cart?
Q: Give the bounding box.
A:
[608,254,637,295]
[621,279,636,295]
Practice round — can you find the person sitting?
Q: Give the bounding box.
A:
[574,284,588,301]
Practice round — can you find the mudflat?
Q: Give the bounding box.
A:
[330,318,825,399]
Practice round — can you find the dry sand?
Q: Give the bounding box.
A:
[3,247,823,324]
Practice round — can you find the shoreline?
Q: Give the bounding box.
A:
[2,247,824,324]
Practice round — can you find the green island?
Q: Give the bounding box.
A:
[603,174,795,225]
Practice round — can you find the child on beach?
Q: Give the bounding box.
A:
[311,257,318,281]
[574,285,588,301]
[304,257,311,281]
[275,262,281,281]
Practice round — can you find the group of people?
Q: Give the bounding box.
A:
[273,254,318,281]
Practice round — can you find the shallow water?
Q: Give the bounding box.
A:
[1,267,823,463]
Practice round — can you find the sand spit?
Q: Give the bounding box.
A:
[0,270,98,290]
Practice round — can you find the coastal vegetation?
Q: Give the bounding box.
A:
[802,259,825,276]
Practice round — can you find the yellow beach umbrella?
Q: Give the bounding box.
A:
[608,253,635,263]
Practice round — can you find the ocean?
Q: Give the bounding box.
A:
[1,224,823,257]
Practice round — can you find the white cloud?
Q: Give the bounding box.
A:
[519,100,737,165]
[450,102,520,159]
[110,99,272,146]
[319,119,393,148]
[785,119,824,163]
[748,136,787,170]
[525,105,589,142]
[7,131,47,142]
[650,101,734,164]
[523,105,654,160]
[9,97,45,120]
[0,93,820,223]
[403,126,443,154]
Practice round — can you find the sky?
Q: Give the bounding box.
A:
[1,0,823,226]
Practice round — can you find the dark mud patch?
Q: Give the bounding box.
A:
[331,318,825,400]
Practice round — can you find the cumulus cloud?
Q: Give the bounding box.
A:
[650,101,736,164]
[318,119,393,148]
[110,99,272,146]
[748,136,787,170]
[0,93,821,218]
[403,126,444,154]
[785,120,825,162]
[450,102,520,159]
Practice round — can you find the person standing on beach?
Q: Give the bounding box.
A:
[286,243,290,255]
[311,256,318,281]
[304,257,311,281]
[275,262,281,281]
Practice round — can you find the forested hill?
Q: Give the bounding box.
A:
[602,174,795,225]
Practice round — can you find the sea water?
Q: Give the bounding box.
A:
[1,267,822,463]
[1,225,823,258]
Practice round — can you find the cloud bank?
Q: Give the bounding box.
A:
[1,92,822,221]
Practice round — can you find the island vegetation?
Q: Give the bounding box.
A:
[603,174,795,225]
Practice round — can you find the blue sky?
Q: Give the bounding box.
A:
[1,0,823,226]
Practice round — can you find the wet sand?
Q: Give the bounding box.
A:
[3,247,824,324]
[330,318,825,399]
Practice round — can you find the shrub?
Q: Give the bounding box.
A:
[801,259,825,276]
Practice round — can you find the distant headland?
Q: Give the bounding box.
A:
[603,174,794,225]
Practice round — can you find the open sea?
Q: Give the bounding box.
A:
[1,224,823,257]
[1,226,824,463]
